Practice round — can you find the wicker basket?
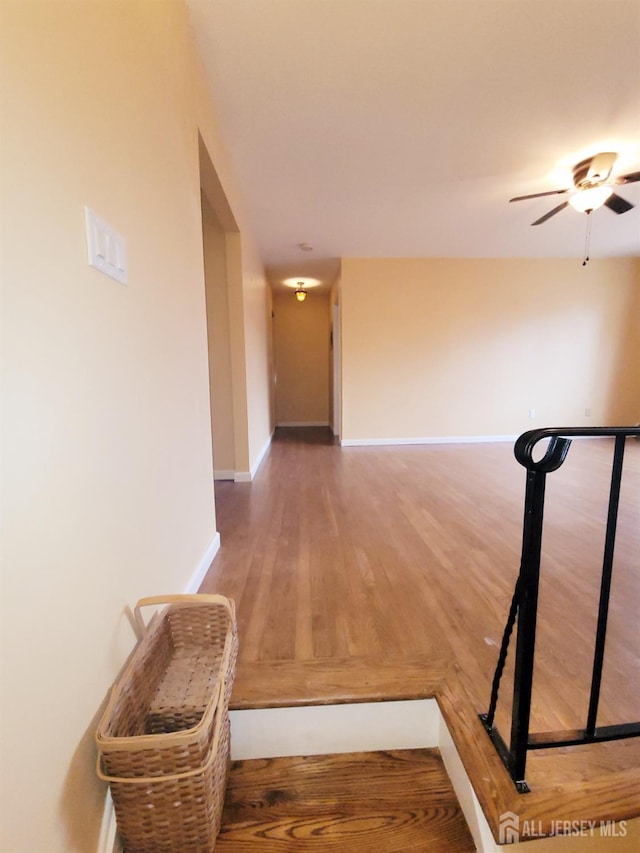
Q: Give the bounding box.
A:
[100,682,231,853]
[95,594,238,852]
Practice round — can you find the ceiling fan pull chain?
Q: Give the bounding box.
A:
[582,211,592,266]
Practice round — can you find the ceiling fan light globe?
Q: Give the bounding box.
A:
[569,185,614,213]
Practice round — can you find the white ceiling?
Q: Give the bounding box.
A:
[187,0,640,292]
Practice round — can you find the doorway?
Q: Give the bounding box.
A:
[272,290,331,427]
[198,135,240,481]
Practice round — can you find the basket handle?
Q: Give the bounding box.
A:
[96,594,237,754]
[96,680,227,785]
[134,594,235,637]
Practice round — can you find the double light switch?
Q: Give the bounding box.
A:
[84,206,127,285]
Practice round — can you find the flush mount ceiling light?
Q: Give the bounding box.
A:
[295,282,307,302]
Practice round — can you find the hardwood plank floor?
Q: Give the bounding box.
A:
[217,749,475,852]
[201,427,640,837]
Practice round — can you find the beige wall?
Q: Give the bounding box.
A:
[0,2,271,851]
[241,237,275,467]
[341,258,640,442]
[201,192,236,475]
[273,291,331,425]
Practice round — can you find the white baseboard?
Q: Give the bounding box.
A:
[341,434,518,447]
[439,714,498,852]
[184,532,221,593]
[214,469,236,481]
[97,789,123,853]
[250,432,273,479]
[277,421,330,427]
[234,431,273,482]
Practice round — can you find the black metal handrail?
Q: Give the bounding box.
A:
[480,426,640,793]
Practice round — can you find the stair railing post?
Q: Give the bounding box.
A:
[482,427,640,793]
[509,465,546,790]
[586,434,626,736]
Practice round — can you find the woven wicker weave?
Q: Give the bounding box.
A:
[104,688,231,853]
[95,594,237,852]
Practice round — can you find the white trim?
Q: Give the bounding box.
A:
[341,434,518,447]
[97,789,122,853]
[229,699,439,760]
[439,714,498,852]
[233,432,273,482]
[251,432,272,478]
[184,532,221,593]
[214,469,236,481]
[277,421,330,427]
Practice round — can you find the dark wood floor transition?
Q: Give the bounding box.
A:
[201,427,640,841]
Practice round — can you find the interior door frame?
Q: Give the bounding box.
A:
[332,302,341,438]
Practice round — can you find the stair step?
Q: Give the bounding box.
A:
[217,748,475,851]
[230,655,448,710]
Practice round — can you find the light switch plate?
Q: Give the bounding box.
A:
[84,206,127,285]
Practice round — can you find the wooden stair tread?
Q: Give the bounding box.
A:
[230,655,448,710]
[218,748,475,851]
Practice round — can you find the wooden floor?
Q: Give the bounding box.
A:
[201,427,640,840]
[217,749,475,851]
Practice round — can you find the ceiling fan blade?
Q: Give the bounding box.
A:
[614,171,640,185]
[531,201,569,226]
[605,193,634,214]
[510,188,570,202]
[586,152,617,183]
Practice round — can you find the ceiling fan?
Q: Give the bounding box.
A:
[510,152,640,225]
